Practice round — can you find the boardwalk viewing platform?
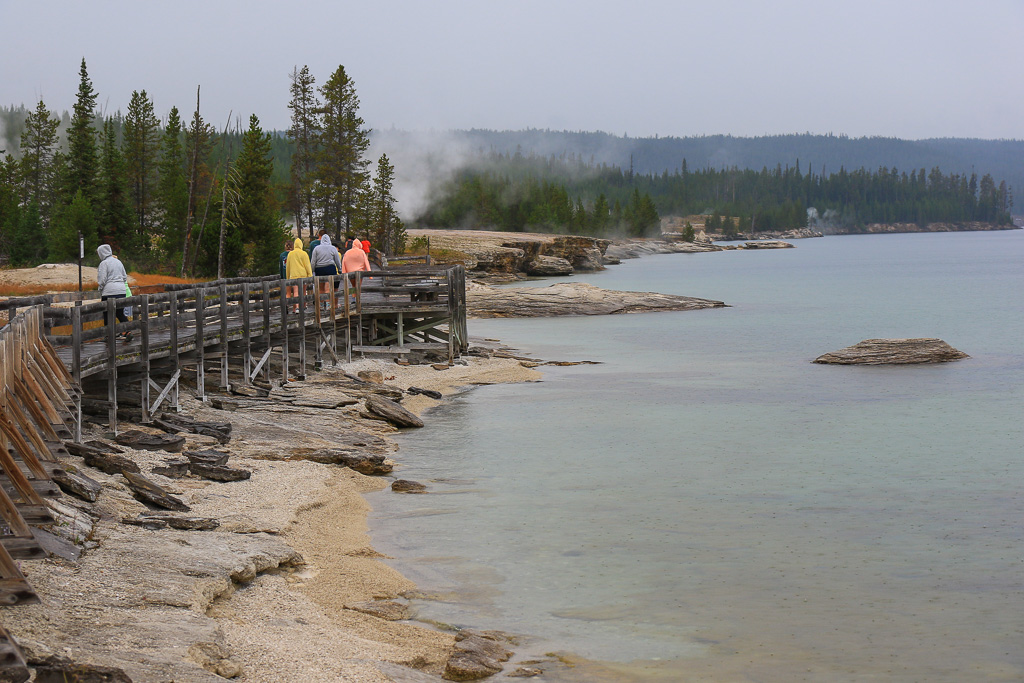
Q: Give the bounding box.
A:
[0,265,468,672]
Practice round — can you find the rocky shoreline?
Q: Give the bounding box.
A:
[1,230,734,681]
[3,353,629,681]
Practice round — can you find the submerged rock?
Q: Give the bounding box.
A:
[813,338,969,364]
[443,630,514,681]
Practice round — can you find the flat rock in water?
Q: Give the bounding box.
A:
[339,453,394,476]
[365,395,424,428]
[813,338,969,365]
[392,479,427,493]
[444,630,514,681]
[467,282,726,318]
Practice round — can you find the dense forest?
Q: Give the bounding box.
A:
[2,63,1017,270]
[407,129,1024,210]
[410,149,1013,237]
[0,60,405,275]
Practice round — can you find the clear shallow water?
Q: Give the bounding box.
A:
[368,231,1024,681]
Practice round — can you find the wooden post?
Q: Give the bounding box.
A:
[297,281,307,379]
[169,291,180,411]
[106,298,118,434]
[140,295,151,422]
[71,301,83,442]
[329,275,338,366]
[262,281,271,383]
[313,277,323,371]
[447,269,455,364]
[343,273,352,364]
[219,283,229,391]
[356,271,363,351]
[280,279,290,383]
[241,283,252,385]
[195,286,206,401]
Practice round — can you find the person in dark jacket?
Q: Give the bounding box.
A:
[279,239,293,279]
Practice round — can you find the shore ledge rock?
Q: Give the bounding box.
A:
[467,282,725,318]
[813,338,969,364]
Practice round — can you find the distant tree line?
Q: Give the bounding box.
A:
[0,60,405,275]
[416,129,1024,216]
[411,150,1013,237]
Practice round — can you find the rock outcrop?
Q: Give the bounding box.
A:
[813,338,969,364]
[467,282,726,318]
[405,229,610,277]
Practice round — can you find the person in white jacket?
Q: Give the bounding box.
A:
[96,244,132,342]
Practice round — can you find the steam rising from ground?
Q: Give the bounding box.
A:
[807,207,842,234]
[369,129,479,221]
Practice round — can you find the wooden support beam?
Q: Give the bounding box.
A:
[219,283,229,390]
[106,297,118,433]
[195,286,206,401]
[242,283,252,386]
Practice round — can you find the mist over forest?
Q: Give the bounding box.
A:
[370,128,1024,218]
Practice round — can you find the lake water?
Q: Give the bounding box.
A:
[367,231,1024,681]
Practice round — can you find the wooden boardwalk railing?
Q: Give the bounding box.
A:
[0,305,82,671]
[0,264,468,674]
[3,265,467,435]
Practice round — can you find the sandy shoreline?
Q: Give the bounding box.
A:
[0,352,557,681]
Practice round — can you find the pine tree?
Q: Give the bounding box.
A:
[287,65,320,242]
[98,118,137,254]
[316,65,370,241]
[234,114,286,276]
[180,89,217,276]
[66,58,100,204]
[19,99,61,220]
[156,106,189,262]
[122,90,160,242]
[49,190,97,262]
[368,153,405,255]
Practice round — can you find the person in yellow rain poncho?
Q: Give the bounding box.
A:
[285,237,313,313]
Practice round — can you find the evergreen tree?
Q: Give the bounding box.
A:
[98,118,137,253]
[66,58,100,204]
[19,99,61,220]
[10,202,46,266]
[49,190,96,262]
[122,89,160,241]
[592,193,609,234]
[287,65,320,242]
[234,114,286,276]
[156,106,189,262]
[368,153,405,255]
[180,90,217,276]
[0,155,22,262]
[316,65,370,240]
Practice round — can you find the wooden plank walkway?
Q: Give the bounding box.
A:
[0,264,468,675]
[4,265,468,428]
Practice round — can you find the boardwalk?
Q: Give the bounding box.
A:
[0,264,467,674]
[4,265,468,432]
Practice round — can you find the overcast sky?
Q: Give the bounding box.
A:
[3,0,1022,140]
